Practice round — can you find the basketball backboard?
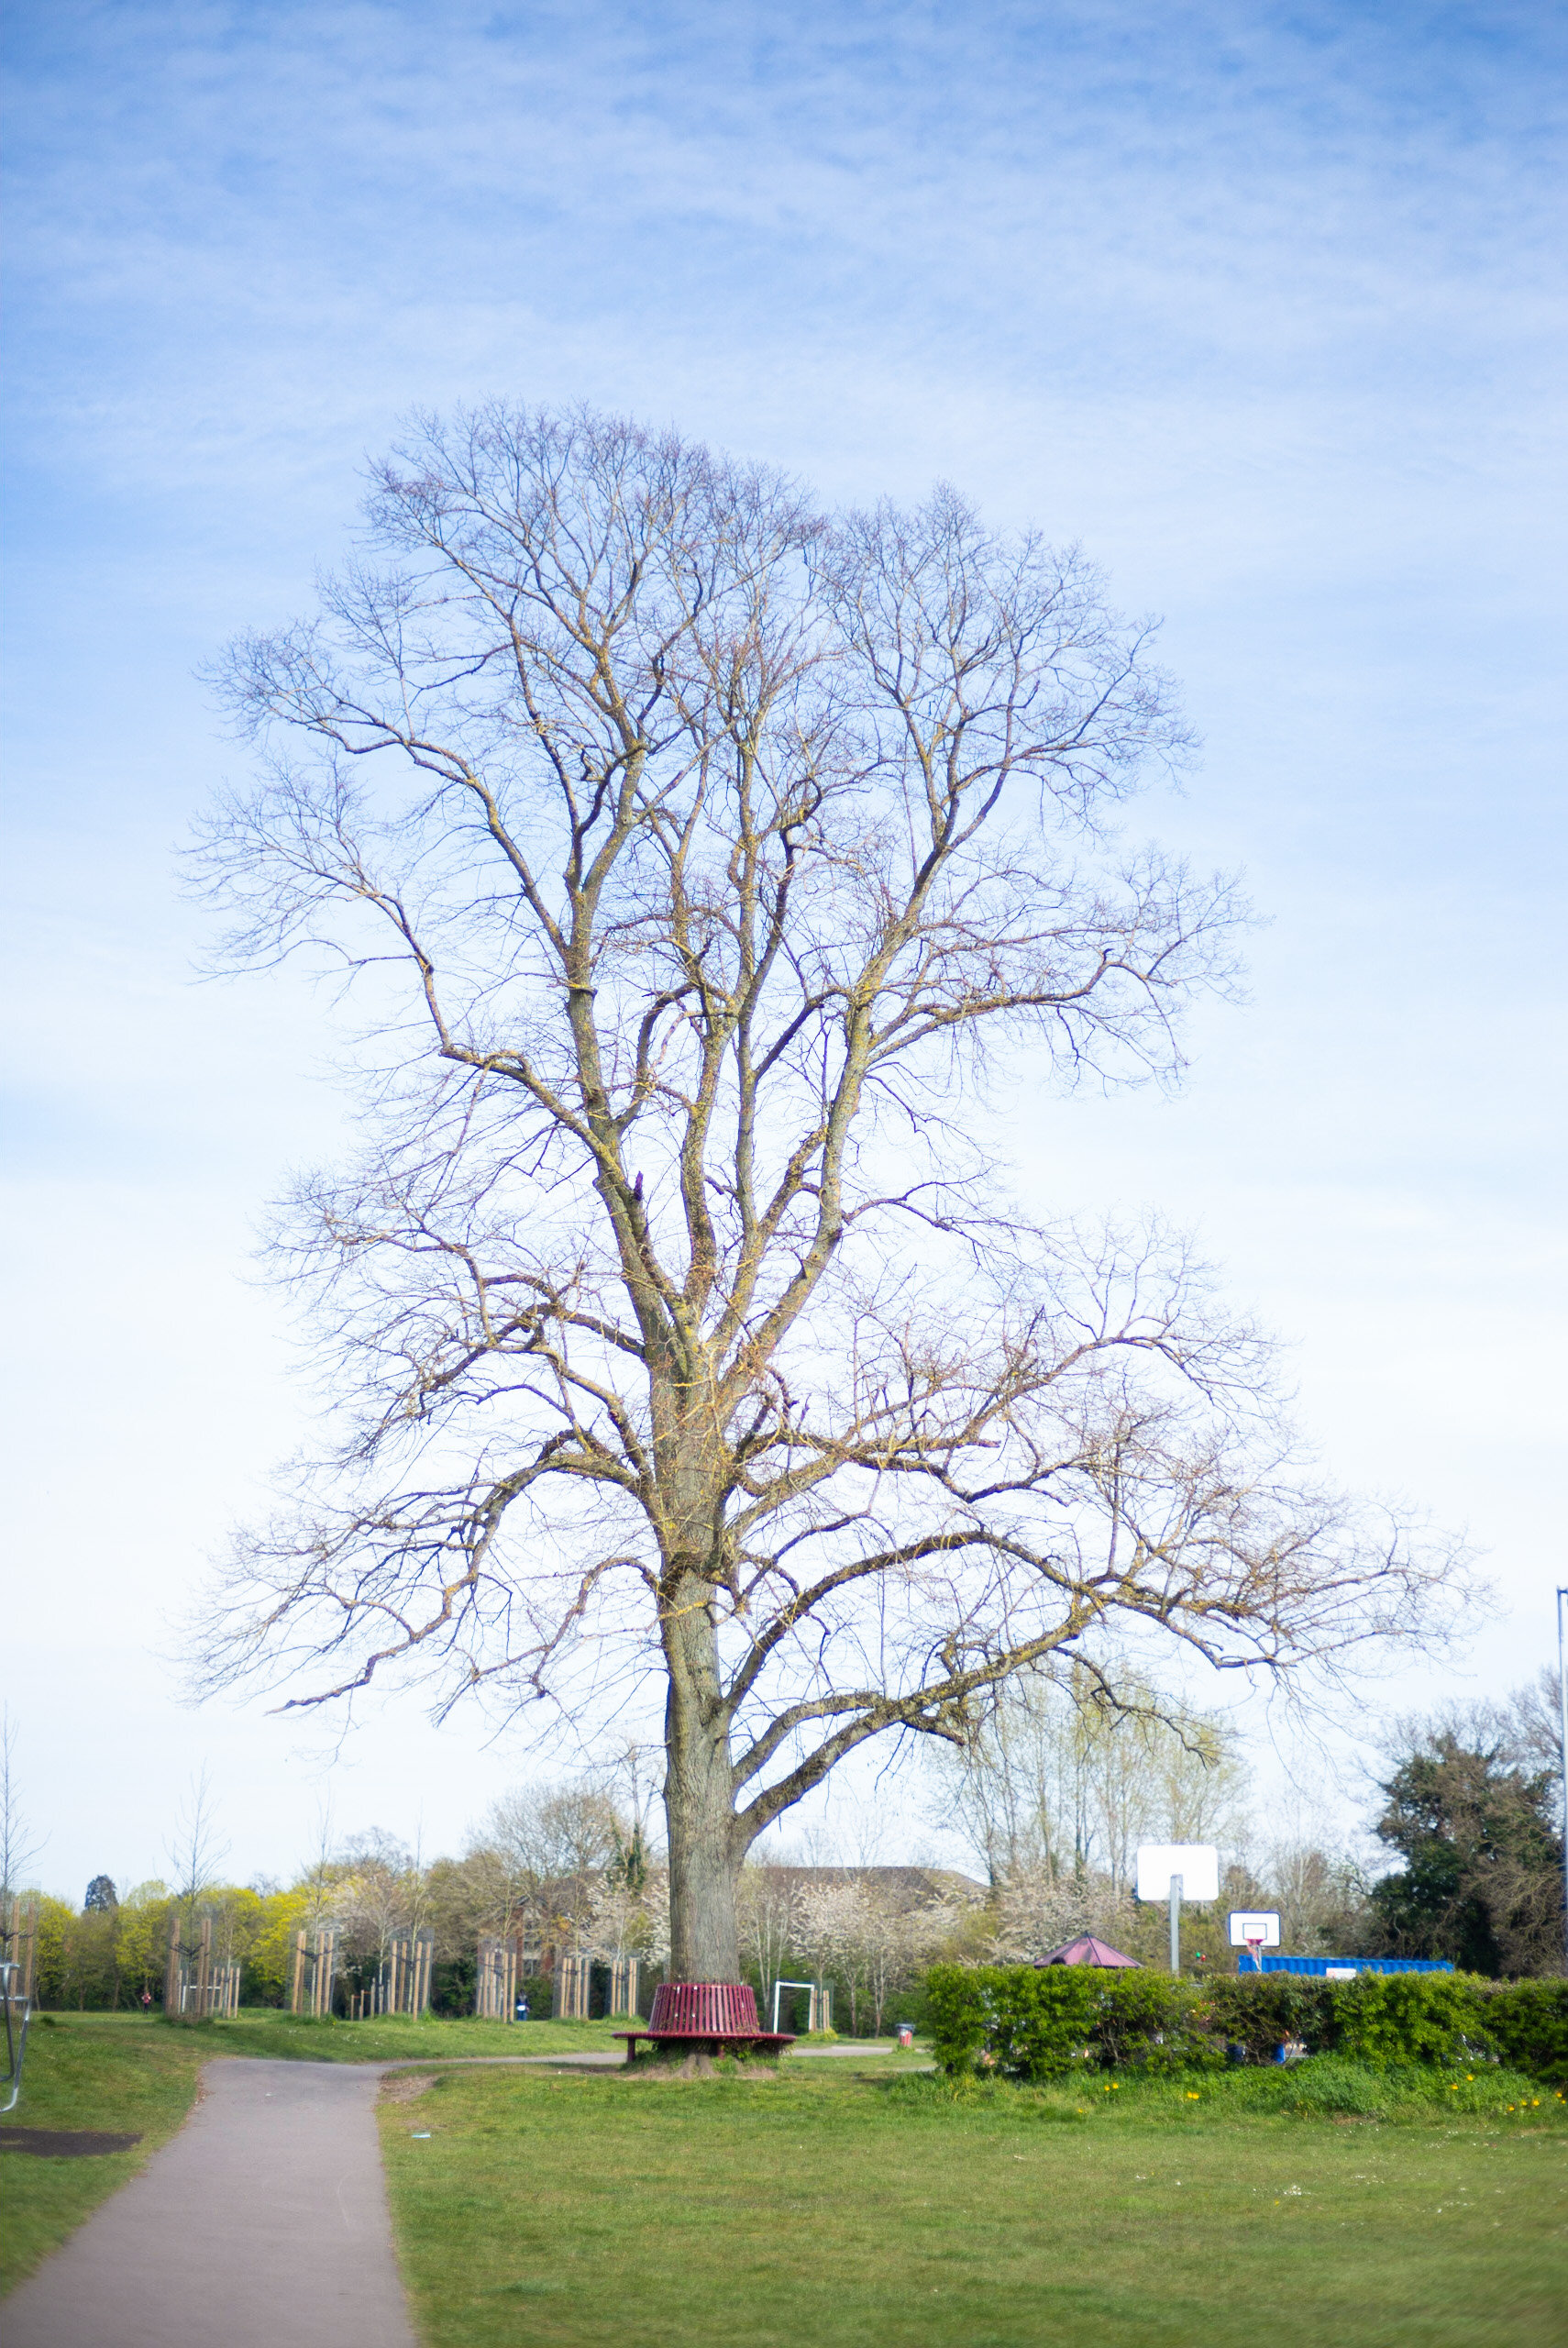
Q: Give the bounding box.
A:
[1226,1910,1280,1948]
[1134,1844,1220,1902]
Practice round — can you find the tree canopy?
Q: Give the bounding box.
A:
[193,403,1463,1976]
[1369,1718,1563,1976]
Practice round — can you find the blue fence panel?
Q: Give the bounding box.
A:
[1259,1955,1455,1976]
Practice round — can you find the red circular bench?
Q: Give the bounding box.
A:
[614,1981,794,2063]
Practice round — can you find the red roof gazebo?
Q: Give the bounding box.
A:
[1034,1934,1141,1968]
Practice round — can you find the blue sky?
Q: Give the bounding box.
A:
[3,0,1563,1899]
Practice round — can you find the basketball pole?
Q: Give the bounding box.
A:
[1169,1873,1183,1976]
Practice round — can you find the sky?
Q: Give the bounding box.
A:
[3,0,1564,1905]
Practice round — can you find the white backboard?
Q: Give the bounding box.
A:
[1134,1844,1219,1902]
[1226,1910,1281,1948]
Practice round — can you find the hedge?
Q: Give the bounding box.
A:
[1481,1978,1568,2084]
[924,1967,1216,2081]
[924,1965,1568,2083]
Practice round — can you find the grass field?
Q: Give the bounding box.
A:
[380,2056,1568,2348]
[0,2008,619,2292]
[6,2016,1566,2342]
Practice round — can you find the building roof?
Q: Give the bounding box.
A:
[756,1865,988,1903]
[1034,1934,1141,1968]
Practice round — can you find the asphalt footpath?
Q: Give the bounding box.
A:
[4,2058,417,2348]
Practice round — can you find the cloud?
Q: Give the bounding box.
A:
[7,0,1562,505]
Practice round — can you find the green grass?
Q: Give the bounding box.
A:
[0,2008,618,2293]
[0,2016,207,2293]
[380,2054,1568,2348]
[194,2007,623,2064]
[8,2021,1568,2341]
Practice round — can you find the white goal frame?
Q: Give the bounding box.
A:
[770,1979,830,2033]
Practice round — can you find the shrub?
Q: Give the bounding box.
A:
[430,1955,477,2016]
[925,1966,1219,2081]
[1478,1979,1568,2083]
[1093,1973,1220,2074]
[1321,1972,1490,2067]
[1203,1975,1329,2061]
[925,1964,1568,2082]
[925,1966,1098,2079]
[924,1964,989,2072]
[991,1971,1100,2079]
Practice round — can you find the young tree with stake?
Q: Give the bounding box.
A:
[194,404,1463,1982]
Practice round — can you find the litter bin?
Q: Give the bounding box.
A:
[896,2025,914,2048]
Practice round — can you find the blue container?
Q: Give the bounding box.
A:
[1258,1955,1454,1976]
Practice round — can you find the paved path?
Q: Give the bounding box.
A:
[5,2060,416,2348]
[377,2041,900,2069]
[6,2038,920,2345]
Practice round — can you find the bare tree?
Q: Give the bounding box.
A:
[166,1768,227,1939]
[0,1708,43,1922]
[193,402,1463,1979]
[480,1782,626,1953]
[299,1795,338,1940]
[1258,1842,1371,1956]
[333,1829,420,1978]
[737,1860,802,2014]
[484,1783,625,1888]
[1501,1671,1565,1837]
[935,1662,1246,1892]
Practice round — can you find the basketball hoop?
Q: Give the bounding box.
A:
[1227,1911,1280,1973]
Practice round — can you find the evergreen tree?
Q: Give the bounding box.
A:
[1368,1728,1562,1976]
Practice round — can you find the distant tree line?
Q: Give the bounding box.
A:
[928,1662,1564,1980]
[13,1666,1562,2012]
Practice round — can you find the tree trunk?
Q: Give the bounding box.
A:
[662,1567,743,1979]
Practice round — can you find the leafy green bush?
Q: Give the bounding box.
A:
[1478,1979,1568,2083]
[1321,1971,1490,2067]
[999,1971,1100,2078]
[926,1966,1216,2081]
[923,1965,988,2070]
[926,1964,1568,2083]
[925,1966,1096,2079]
[430,1955,477,2016]
[1202,1975,1327,2059]
[1093,1973,1220,2073]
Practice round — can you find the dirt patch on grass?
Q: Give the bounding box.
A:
[0,2128,143,2158]
[380,2072,438,2105]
